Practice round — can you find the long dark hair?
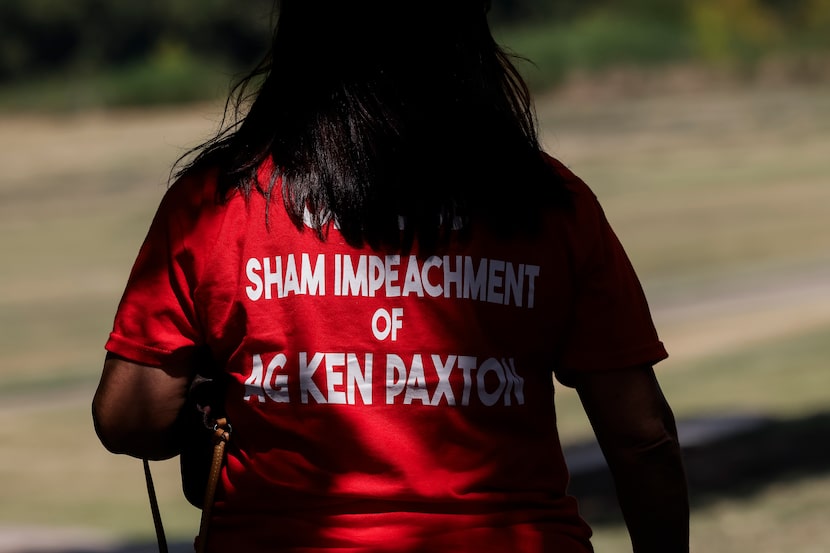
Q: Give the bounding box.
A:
[176,0,568,250]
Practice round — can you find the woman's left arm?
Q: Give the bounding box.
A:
[574,365,690,553]
[92,353,193,460]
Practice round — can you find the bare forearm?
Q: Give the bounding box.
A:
[574,366,690,552]
[605,436,690,553]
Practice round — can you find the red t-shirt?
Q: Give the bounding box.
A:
[106,156,667,552]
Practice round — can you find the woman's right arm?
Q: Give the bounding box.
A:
[92,353,193,460]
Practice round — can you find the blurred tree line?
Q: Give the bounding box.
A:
[1,0,828,107]
[0,0,274,82]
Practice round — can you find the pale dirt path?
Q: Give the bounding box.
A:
[0,525,118,553]
[650,259,830,367]
[0,525,192,553]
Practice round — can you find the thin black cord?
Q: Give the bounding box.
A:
[143,459,169,553]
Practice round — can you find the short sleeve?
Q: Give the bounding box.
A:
[105,173,215,367]
[552,165,667,386]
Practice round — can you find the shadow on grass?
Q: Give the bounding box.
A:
[564,411,830,526]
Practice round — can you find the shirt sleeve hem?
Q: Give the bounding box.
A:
[554,342,669,387]
[104,332,181,368]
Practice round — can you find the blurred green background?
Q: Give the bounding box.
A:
[3,0,830,110]
[1,1,829,551]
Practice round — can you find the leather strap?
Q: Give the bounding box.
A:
[144,416,231,553]
[195,418,232,553]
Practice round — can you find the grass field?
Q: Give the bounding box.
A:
[1,78,828,551]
